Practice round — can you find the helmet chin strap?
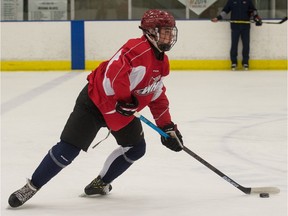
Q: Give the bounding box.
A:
[145,34,164,52]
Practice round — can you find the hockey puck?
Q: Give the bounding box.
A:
[259,193,269,198]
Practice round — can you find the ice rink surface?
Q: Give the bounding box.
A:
[1,70,287,216]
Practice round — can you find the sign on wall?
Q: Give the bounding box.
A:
[1,0,23,20]
[178,0,217,15]
[28,0,67,20]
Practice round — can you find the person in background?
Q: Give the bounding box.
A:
[8,9,183,208]
[211,0,262,71]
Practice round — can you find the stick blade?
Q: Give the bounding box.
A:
[280,16,287,24]
[250,187,280,194]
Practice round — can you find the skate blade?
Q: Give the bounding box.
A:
[79,193,106,198]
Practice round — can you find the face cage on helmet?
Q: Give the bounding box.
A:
[156,26,178,52]
[146,26,178,52]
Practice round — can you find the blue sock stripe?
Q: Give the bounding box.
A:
[49,149,67,168]
[123,153,135,164]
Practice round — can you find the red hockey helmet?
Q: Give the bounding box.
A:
[140,9,177,52]
[140,9,176,30]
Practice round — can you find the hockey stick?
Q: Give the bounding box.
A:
[260,16,287,24]
[134,112,280,195]
[222,16,287,24]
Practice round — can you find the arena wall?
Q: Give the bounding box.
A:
[1,20,287,71]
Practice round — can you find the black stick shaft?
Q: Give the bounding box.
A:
[221,16,287,24]
[134,112,251,194]
[183,146,251,194]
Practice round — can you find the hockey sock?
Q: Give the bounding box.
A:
[101,154,132,183]
[100,139,146,183]
[31,141,80,188]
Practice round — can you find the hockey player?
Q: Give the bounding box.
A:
[211,0,262,71]
[8,9,183,208]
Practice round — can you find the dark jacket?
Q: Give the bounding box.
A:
[219,0,257,29]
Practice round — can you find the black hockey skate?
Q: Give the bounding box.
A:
[243,64,249,71]
[8,179,38,208]
[231,64,237,71]
[84,176,112,195]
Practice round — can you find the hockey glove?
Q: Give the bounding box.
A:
[211,15,222,22]
[116,95,139,117]
[160,123,183,152]
[253,15,262,26]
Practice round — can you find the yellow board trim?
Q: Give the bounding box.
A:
[87,59,288,70]
[1,60,287,71]
[0,61,71,71]
[168,60,288,70]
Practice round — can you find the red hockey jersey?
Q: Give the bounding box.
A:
[87,35,172,131]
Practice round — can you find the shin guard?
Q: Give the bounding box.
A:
[100,139,146,183]
[31,141,80,188]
